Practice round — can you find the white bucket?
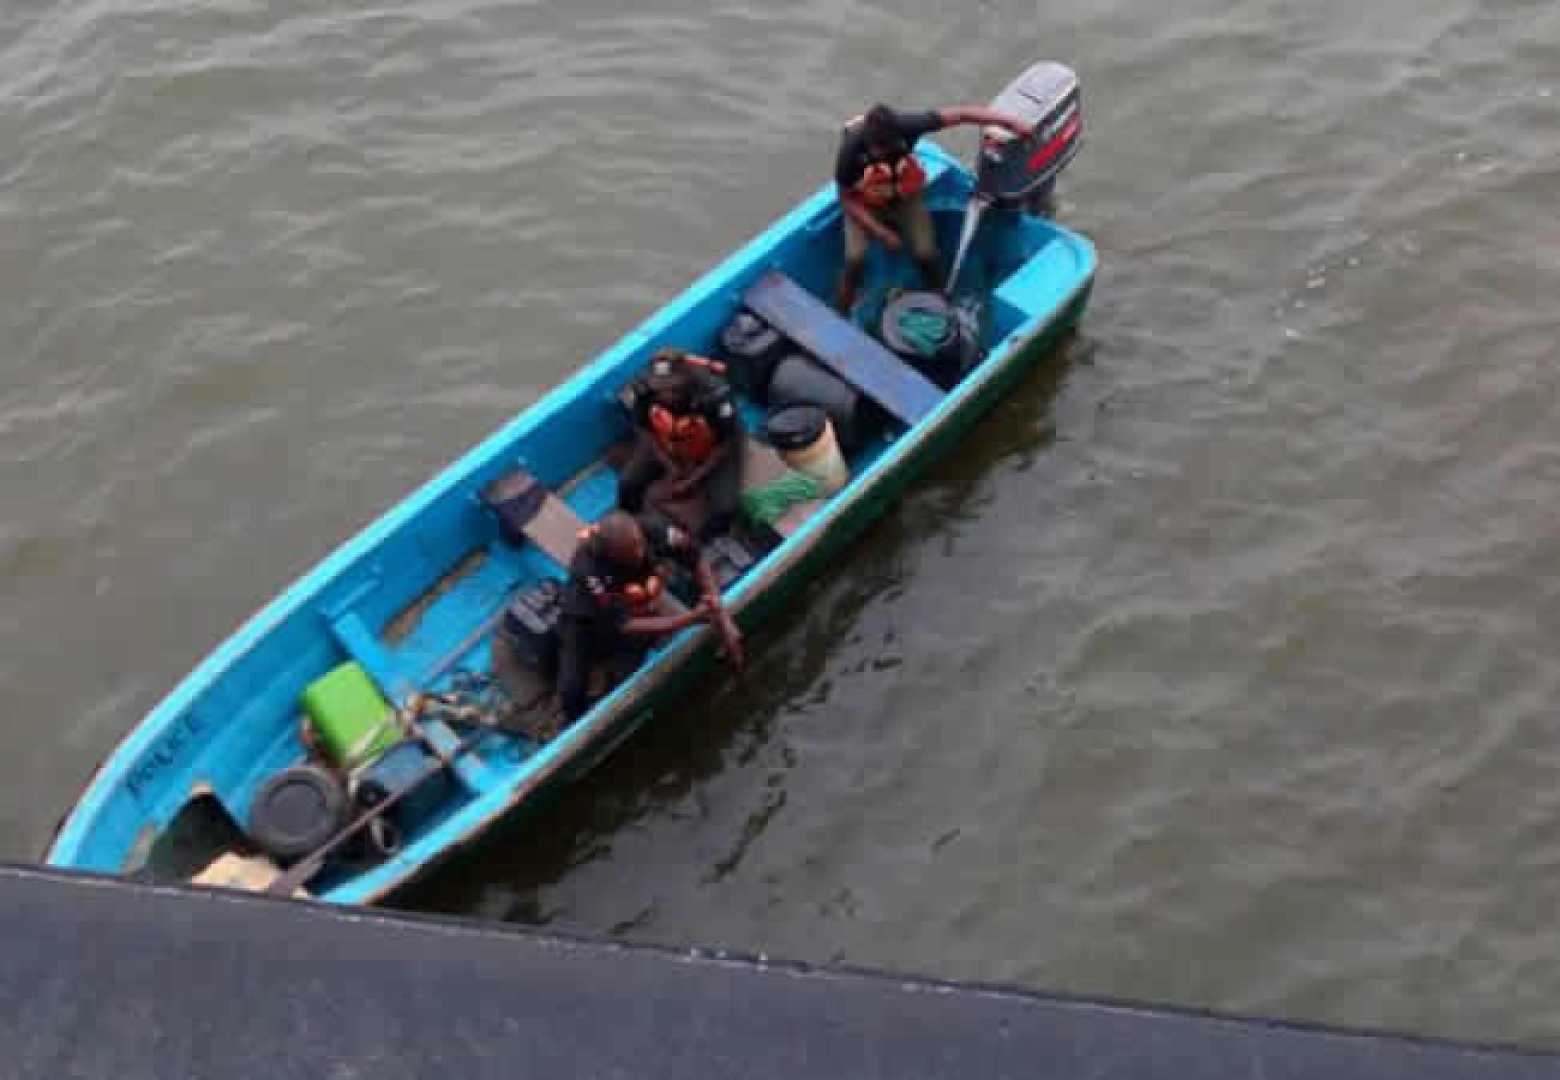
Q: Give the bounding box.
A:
[779,415,849,495]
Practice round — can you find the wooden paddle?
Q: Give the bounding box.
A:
[265,728,486,898]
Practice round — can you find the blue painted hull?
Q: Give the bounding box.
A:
[47,143,1097,904]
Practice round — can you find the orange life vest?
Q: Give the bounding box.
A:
[855,154,926,208]
[648,403,718,465]
[619,573,663,615]
[577,525,665,615]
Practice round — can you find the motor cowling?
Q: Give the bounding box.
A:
[976,62,1082,213]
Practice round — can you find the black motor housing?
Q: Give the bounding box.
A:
[976,62,1082,213]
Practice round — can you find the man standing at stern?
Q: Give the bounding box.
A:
[834,103,1032,312]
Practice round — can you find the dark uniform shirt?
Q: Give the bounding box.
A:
[834,109,943,189]
[561,514,700,632]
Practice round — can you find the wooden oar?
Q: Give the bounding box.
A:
[266,728,486,898]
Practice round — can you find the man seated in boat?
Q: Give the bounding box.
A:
[834,103,1034,313]
[558,509,743,721]
[619,347,744,541]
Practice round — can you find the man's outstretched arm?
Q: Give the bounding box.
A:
[935,106,1033,136]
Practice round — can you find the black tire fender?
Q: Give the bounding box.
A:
[248,764,348,864]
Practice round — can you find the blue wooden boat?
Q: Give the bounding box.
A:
[47,132,1096,905]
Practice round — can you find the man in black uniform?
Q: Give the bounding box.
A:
[618,347,744,541]
[834,103,1033,312]
[556,509,743,721]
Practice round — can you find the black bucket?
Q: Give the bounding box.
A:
[879,290,980,390]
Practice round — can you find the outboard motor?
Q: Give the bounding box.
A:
[946,62,1083,294]
[976,61,1083,215]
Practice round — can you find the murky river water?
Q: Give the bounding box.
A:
[6,0,1560,1048]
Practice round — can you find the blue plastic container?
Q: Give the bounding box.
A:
[354,741,452,829]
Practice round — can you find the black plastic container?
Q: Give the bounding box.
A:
[500,579,563,675]
[718,310,790,400]
[879,290,980,390]
[766,355,866,452]
[355,741,455,834]
[765,405,828,452]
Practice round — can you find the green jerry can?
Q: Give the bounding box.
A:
[300,661,401,770]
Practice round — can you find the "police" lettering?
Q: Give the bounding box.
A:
[125,711,211,803]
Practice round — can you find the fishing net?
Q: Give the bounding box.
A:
[741,469,822,525]
[894,304,955,357]
[880,289,985,389]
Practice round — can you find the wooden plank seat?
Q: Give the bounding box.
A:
[741,270,946,427]
[482,467,684,614]
[480,467,588,571]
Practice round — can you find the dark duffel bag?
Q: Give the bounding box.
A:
[499,579,563,675]
[479,469,548,548]
[718,310,790,401]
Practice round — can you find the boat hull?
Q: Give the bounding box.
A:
[47,141,1097,906]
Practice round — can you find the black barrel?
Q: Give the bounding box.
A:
[766,355,866,452]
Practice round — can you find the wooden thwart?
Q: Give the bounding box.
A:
[482,465,685,614]
[481,469,587,569]
[741,270,945,427]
